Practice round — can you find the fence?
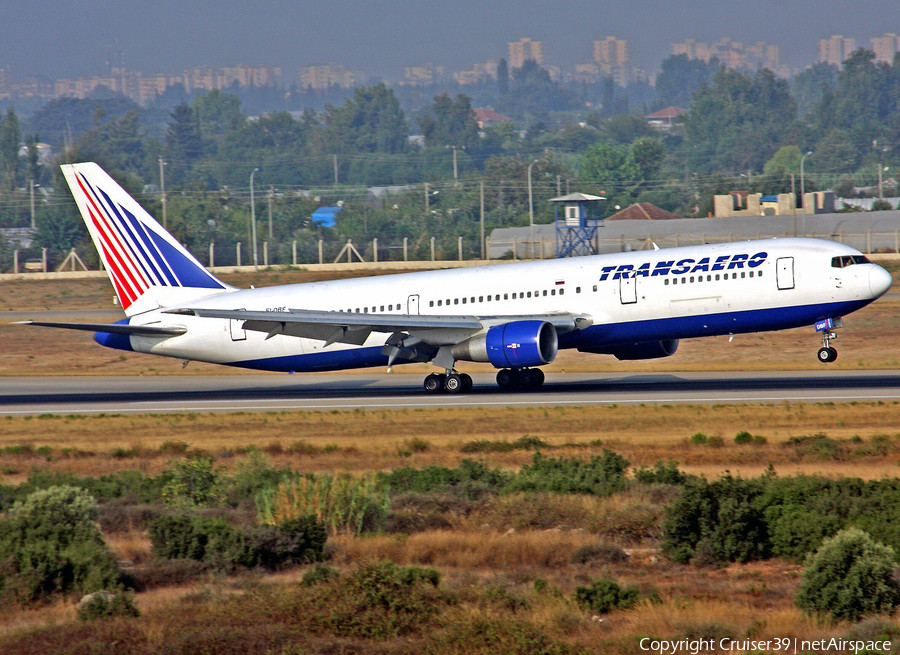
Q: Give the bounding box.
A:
[5,230,900,275]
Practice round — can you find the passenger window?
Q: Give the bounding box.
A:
[665,279,669,285]
[681,277,686,284]
[715,274,720,280]
[437,300,442,306]
[690,276,694,283]
[733,273,737,279]
[454,299,459,305]
[471,297,475,303]
[707,275,711,281]
[429,301,434,307]
[576,287,581,293]
[551,289,556,295]
[592,285,597,292]
[504,293,508,300]
[364,308,368,313]
[527,292,532,298]
[479,296,483,302]
[741,272,745,278]
[749,271,754,278]
[758,271,763,277]
[512,293,517,299]
[673,278,678,285]
[559,289,565,296]
[380,306,384,312]
[462,298,466,304]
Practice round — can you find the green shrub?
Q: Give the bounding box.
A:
[149,513,326,571]
[662,475,768,564]
[380,459,509,499]
[796,528,900,622]
[76,590,140,621]
[460,435,551,453]
[633,460,688,485]
[0,486,122,604]
[734,431,753,444]
[506,451,629,496]
[326,561,444,638]
[161,457,224,508]
[574,578,640,613]
[227,450,289,503]
[301,563,340,586]
[690,432,708,444]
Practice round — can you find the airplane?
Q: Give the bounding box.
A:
[16,162,893,393]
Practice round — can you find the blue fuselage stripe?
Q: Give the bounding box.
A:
[218,299,869,374]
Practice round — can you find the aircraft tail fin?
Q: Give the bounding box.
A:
[61,163,230,315]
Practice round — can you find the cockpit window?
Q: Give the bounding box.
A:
[832,255,872,268]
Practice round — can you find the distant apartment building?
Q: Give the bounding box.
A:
[0,66,8,99]
[508,38,543,68]
[403,64,444,86]
[819,35,856,65]
[453,61,498,86]
[591,36,633,85]
[671,38,784,74]
[871,33,900,63]
[299,63,364,91]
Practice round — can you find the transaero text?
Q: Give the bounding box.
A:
[598,252,768,281]
[639,637,891,654]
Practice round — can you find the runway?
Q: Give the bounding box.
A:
[1,370,898,415]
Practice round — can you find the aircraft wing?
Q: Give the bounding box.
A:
[12,320,187,337]
[169,307,589,347]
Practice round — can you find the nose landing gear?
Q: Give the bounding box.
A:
[815,317,842,363]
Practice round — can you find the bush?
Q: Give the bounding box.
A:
[161,457,225,508]
[662,475,768,564]
[734,431,753,444]
[77,590,140,621]
[0,486,123,604]
[690,432,708,444]
[326,561,444,638]
[796,528,900,622]
[301,563,340,586]
[633,460,688,485]
[506,451,629,496]
[380,459,509,499]
[460,436,551,453]
[574,578,640,614]
[149,513,326,571]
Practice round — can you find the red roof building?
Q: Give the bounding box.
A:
[473,107,513,129]
[646,106,686,130]
[607,203,680,221]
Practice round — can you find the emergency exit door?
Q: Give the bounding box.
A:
[776,257,795,290]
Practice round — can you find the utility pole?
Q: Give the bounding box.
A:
[158,158,167,229]
[791,173,797,237]
[333,155,338,186]
[29,180,36,230]
[527,159,538,259]
[480,181,485,260]
[425,182,430,215]
[250,168,259,270]
[451,146,459,184]
[268,186,274,240]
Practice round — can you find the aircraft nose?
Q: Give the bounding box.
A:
[869,265,893,298]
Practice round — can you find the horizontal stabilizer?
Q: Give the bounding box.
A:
[13,321,186,337]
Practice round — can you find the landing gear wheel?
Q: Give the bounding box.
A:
[532,368,545,388]
[817,347,838,363]
[459,373,473,393]
[496,368,519,390]
[444,373,463,394]
[424,373,444,393]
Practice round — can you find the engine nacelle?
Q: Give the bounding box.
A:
[451,320,558,369]
[580,339,679,361]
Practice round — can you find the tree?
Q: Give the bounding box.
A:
[326,84,408,154]
[165,101,202,185]
[192,89,244,144]
[655,55,721,108]
[796,528,900,622]
[497,58,509,96]
[791,62,838,117]
[580,141,641,207]
[417,93,479,149]
[631,136,665,180]
[0,107,20,190]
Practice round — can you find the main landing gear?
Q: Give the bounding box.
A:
[496,367,545,391]
[423,371,474,394]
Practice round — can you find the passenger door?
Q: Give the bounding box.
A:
[619,272,637,304]
[407,294,420,315]
[776,257,795,290]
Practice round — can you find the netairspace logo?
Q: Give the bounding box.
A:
[638,637,892,654]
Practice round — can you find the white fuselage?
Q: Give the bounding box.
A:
[113,238,890,373]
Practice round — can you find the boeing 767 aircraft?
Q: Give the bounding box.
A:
[16,163,893,393]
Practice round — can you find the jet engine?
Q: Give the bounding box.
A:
[451,320,558,368]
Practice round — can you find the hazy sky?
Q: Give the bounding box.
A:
[1,0,897,80]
